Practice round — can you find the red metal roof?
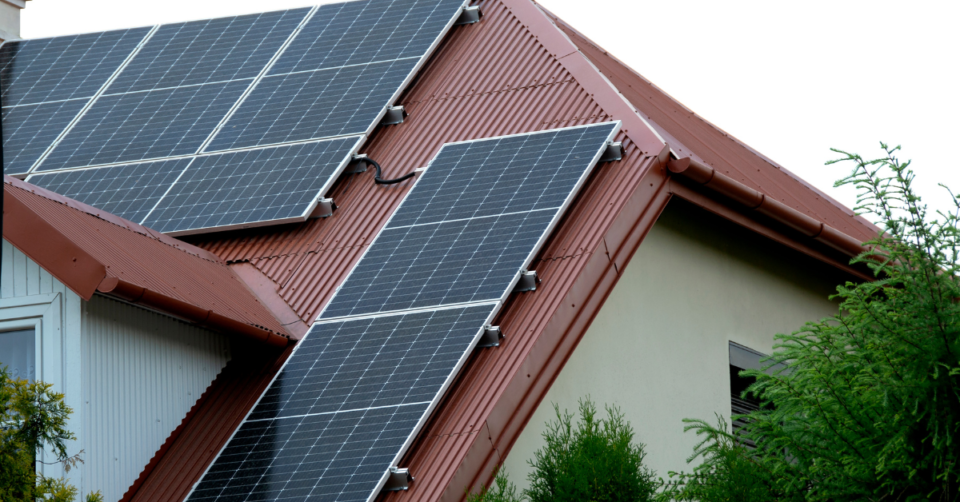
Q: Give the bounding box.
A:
[122,0,879,500]
[3,176,291,345]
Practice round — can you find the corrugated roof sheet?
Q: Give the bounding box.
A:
[3,177,290,338]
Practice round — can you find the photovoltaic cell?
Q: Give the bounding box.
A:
[205,58,418,151]
[108,9,310,94]
[2,100,86,175]
[388,123,620,228]
[321,210,556,319]
[187,305,494,502]
[28,159,192,223]
[37,80,249,171]
[269,0,465,75]
[0,27,149,107]
[192,404,427,502]
[143,137,362,234]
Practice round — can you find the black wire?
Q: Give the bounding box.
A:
[356,157,416,185]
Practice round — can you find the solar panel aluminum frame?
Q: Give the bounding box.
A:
[315,121,624,324]
[160,134,366,237]
[183,122,622,501]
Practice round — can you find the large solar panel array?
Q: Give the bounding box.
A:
[187,122,621,502]
[5,0,469,235]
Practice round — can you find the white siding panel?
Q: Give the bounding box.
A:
[1,240,84,488]
[81,295,231,502]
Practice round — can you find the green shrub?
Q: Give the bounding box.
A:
[661,144,960,502]
[0,365,99,501]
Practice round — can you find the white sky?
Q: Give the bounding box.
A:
[21,0,960,220]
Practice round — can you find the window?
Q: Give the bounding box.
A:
[729,342,783,446]
[0,329,36,381]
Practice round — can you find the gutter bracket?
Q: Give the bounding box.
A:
[381,106,406,126]
[514,270,539,293]
[477,326,504,348]
[599,141,624,163]
[455,5,482,25]
[383,467,413,492]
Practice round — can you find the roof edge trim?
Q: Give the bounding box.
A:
[97,276,289,347]
[668,157,869,258]
[5,176,222,262]
[3,183,106,300]
[502,0,664,156]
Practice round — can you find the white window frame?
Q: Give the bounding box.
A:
[0,292,82,484]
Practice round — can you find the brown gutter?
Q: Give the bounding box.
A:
[667,157,867,258]
[96,276,289,348]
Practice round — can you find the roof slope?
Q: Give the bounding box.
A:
[125,0,877,500]
[539,5,879,242]
[3,176,291,344]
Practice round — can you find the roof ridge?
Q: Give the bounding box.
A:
[4,176,224,263]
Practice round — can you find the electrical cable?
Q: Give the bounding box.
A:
[354,157,416,185]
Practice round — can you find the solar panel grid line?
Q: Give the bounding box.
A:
[146,135,364,236]
[315,122,622,321]
[0,28,150,108]
[25,24,162,175]
[264,55,422,80]
[204,0,470,153]
[98,76,256,97]
[136,156,197,225]
[193,5,321,155]
[183,302,499,502]
[24,130,368,177]
[2,95,87,109]
[243,401,433,424]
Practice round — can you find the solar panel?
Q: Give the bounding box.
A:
[268,0,465,75]
[188,304,496,502]
[143,136,362,235]
[322,210,557,319]
[204,58,419,151]
[187,123,621,502]
[28,158,192,223]
[107,9,310,94]
[321,122,621,319]
[0,28,149,107]
[2,100,86,175]
[37,80,250,171]
[6,0,470,235]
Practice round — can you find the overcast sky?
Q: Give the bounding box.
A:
[22,0,960,220]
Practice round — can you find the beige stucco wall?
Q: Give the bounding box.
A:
[501,199,847,488]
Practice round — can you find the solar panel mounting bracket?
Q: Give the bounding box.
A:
[455,5,482,25]
[310,198,336,219]
[381,106,407,126]
[346,154,370,173]
[514,270,539,293]
[478,325,504,348]
[383,467,414,492]
[600,141,624,162]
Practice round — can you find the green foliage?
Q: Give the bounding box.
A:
[525,398,658,502]
[661,144,960,502]
[0,366,98,501]
[466,468,523,502]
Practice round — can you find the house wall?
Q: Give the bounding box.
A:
[501,200,846,488]
[1,239,84,486]
[81,295,231,502]
[1,239,232,501]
